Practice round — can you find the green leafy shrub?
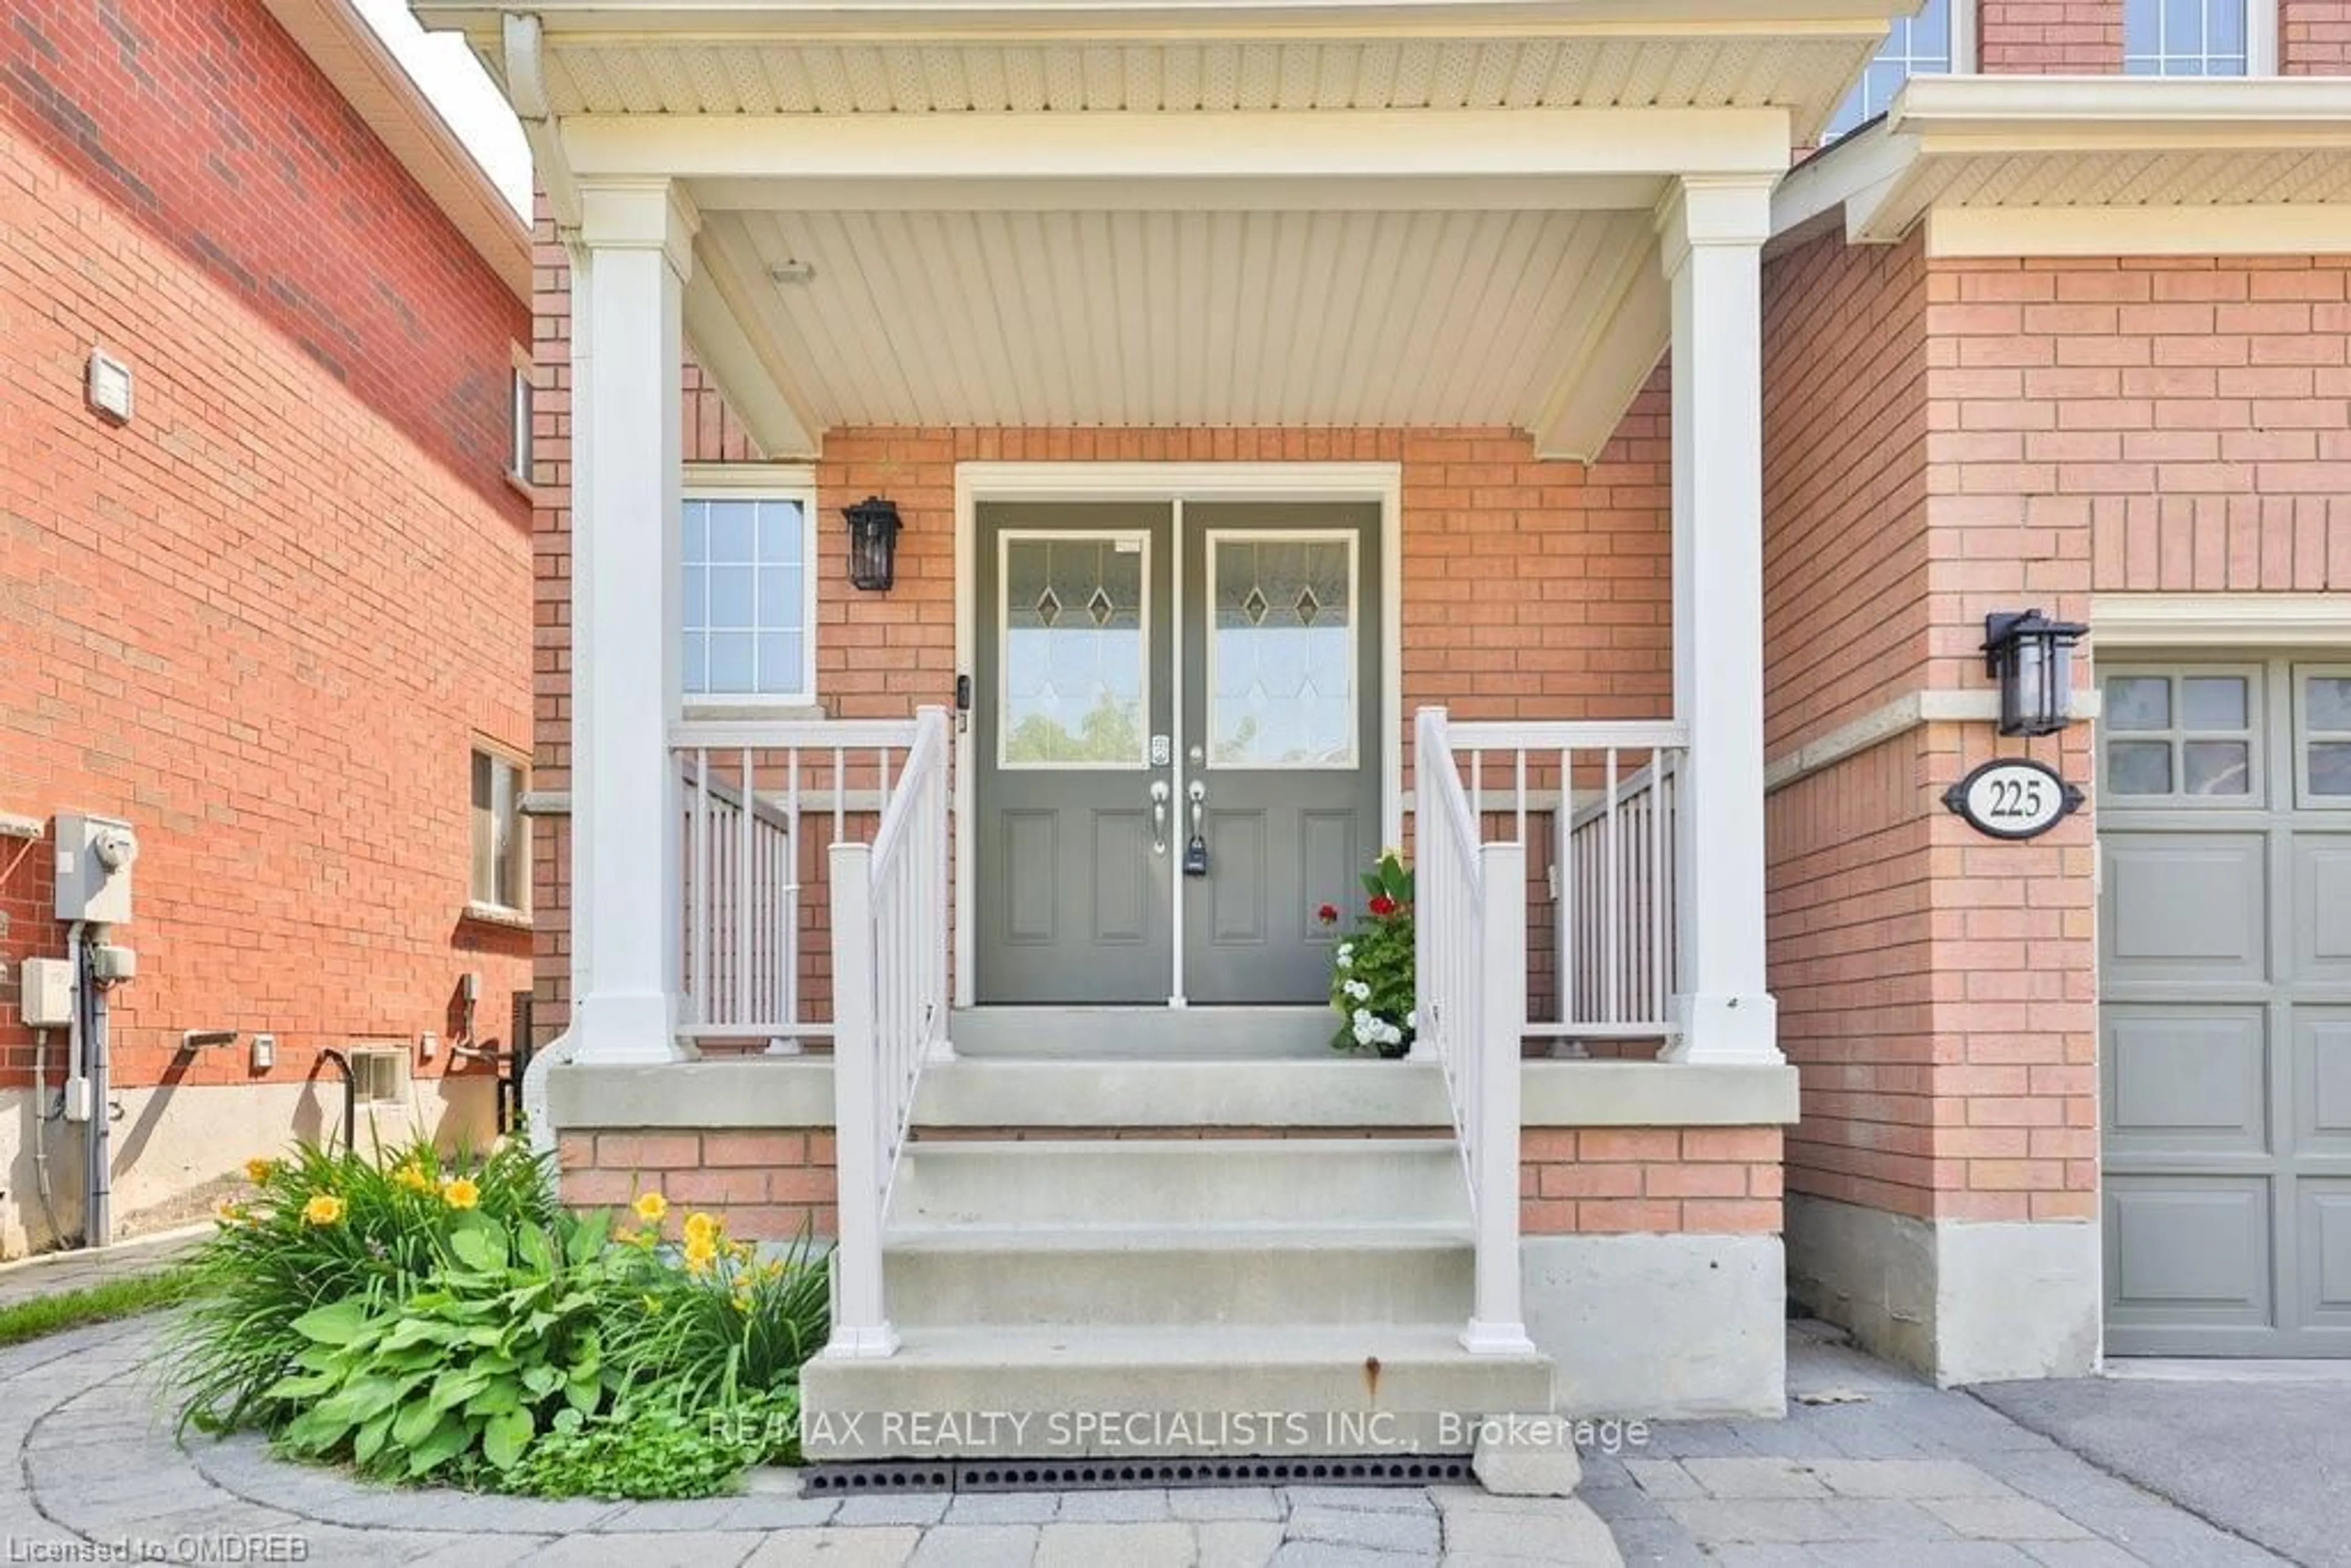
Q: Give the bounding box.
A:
[1320,850,1416,1056]
[266,1210,612,1483]
[167,1134,558,1436]
[163,1140,832,1498]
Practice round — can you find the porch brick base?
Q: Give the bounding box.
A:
[1520,1127,1783,1234]
[557,1128,837,1239]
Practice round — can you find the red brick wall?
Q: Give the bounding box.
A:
[0,111,533,1095]
[0,0,530,512]
[558,1128,837,1240]
[1977,0,2125,71]
[1765,248,2345,1226]
[2282,0,2351,70]
[1521,1127,1783,1235]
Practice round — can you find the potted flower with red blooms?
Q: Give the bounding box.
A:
[1318,850,1415,1058]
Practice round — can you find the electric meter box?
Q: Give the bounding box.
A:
[54,812,137,924]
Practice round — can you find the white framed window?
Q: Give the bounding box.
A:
[682,468,819,705]
[2125,0,2262,74]
[2294,666,2351,807]
[507,356,533,483]
[1824,0,1969,143]
[470,745,529,915]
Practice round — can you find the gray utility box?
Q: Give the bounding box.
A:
[53,812,137,924]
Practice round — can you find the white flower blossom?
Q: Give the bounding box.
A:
[1343,979,1370,1002]
[1334,943,1354,969]
[1405,1008,1418,1032]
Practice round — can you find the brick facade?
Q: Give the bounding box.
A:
[2282,0,2351,70]
[1521,1127,1783,1236]
[1763,241,2349,1230]
[0,0,532,1249]
[558,1128,838,1240]
[1976,0,2126,72]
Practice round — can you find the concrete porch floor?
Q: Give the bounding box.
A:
[1,1302,2335,1565]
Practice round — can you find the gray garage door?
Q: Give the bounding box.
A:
[2099,659,2351,1356]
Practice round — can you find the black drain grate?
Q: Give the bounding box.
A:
[802,1453,1474,1495]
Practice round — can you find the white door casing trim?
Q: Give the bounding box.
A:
[952,461,1406,1010]
[2093,593,2351,648]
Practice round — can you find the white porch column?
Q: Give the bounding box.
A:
[1661,176,1780,1066]
[569,179,696,1064]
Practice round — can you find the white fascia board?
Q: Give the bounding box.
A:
[1888,73,2351,151]
[1767,121,1920,247]
[680,253,819,459]
[416,0,1916,40]
[1925,203,2351,258]
[560,107,1793,185]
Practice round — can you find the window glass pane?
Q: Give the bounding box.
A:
[471,752,523,908]
[2183,740,2250,797]
[1822,0,1953,142]
[1000,536,1147,767]
[1210,537,1355,768]
[2108,740,2174,795]
[2106,676,2172,731]
[2181,676,2247,731]
[682,494,814,697]
[2311,743,2351,797]
[2308,677,2351,732]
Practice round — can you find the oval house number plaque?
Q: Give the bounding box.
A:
[1942,758,2085,841]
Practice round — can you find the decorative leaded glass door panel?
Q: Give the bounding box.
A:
[1182,505,1382,1004]
[973,503,1174,1002]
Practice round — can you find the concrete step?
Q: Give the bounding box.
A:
[914,1059,1452,1130]
[883,1223,1474,1327]
[800,1324,1554,1460]
[949,1005,1333,1059]
[890,1138,1469,1228]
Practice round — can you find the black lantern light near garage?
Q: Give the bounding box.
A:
[844,495,902,591]
[1983,609,2089,737]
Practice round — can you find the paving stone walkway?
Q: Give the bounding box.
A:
[1580,1328,2289,1567]
[0,1315,2293,1566]
[0,1319,1618,1566]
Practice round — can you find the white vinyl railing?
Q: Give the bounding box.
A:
[1414,706,1535,1356]
[1444,717,1689,1043]
[671,717,926,1048]
[827,705,953,1358]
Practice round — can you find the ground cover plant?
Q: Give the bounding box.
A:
[163,1134,826,1498]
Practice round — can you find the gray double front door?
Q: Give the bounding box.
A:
[2099,656,2351,1356]
[974,500,1381,1005]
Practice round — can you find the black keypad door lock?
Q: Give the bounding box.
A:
[1183,835,1209,877]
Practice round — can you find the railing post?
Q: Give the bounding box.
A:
[1463,837,1536,1356]
[1409,707,1445,1063]
[826,839,898,1359]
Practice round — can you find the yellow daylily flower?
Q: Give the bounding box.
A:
[213,1198,246,1226]
[244,1157,277,1185]
[441,1177,481,1210]
[301,1193,345,1226]
[632,1191,670,1224]
[681,1210,718,1247]
[682,1236,719,1275]
[392,1163,434,1193]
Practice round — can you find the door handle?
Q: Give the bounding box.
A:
[1183,780,1209,877]
[1149,781,1171,856]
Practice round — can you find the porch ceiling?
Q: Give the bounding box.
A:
[694,204,1662,436]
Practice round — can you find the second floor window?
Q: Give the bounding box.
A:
[2125,0,2249,73]
[1824,0,1957,142]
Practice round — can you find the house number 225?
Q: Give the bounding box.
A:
[1942,758,2085,842]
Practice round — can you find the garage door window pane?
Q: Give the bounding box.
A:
[2108,677,2172,730]
[2181,677,2247,731]
[2109,741,2173,795]
[2308,677,2351,731]
[2183,740,2250,796]
[2311,744,2351,797]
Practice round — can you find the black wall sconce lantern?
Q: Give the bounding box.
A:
[1983,609,2089,738]
[844,496,902,591]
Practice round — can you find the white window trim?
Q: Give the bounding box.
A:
[682,463,821,713]
[2292,662,2351,809]
[507,348,534,486]
[469,740,532,919]
[2251,0,2281,76]
[1826,0,1976,144]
